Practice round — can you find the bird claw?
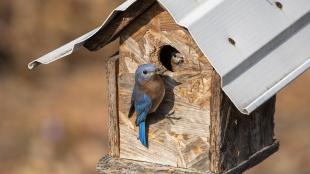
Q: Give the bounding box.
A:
[166,110,175,116]
[165,110,181,119]
[167,116,182,120]
[164,110,181,125]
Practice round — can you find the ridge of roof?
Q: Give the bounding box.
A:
[28,0,310,114]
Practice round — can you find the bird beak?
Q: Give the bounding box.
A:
[155,68,164,75]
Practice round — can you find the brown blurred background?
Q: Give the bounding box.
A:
[0,1,309,174]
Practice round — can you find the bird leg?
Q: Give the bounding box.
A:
[165,110,181,119]
[164,110,181,124]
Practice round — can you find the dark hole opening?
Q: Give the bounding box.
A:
[159,45,180,72]
[275,1,283,10]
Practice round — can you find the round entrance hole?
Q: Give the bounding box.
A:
[159,45,182,72]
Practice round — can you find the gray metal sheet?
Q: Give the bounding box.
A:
[158,0,310,114]
[29,0,310,114]
[28,0,137,69]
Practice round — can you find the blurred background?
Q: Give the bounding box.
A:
[0,1,308,174]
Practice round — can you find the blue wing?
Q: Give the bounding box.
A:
[135,94,152,125]
[134,94,152,147]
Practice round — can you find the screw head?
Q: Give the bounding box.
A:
[228,37,236,46]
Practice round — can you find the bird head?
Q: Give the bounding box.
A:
[135,64,161,83]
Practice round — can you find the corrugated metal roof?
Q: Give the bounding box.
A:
[27,0,136,69]
[28,0,310,114]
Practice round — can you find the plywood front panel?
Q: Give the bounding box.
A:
[118,3,213,172]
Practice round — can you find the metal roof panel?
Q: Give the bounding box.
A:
[28,0,137,70]
[28,0,310,114]
[158,0,310,114]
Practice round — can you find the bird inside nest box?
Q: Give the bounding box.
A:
[105,2,277,174]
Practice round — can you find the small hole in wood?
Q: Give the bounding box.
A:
[159,45,182,72]
[275,1,283,9]
[228,37,236,46]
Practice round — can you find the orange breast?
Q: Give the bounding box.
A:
[141,75,165,113]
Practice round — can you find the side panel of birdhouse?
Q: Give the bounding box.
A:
[117,3,213,172]
[209,72,278,173]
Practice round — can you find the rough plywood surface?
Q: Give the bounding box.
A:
[117,4,212,172]
[96,155,210,174]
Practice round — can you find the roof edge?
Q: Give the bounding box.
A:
[84,0,156,51]
[28,0,310,116]
[28,0,139,70]
[243,59,310,114]
[28,28,98,69]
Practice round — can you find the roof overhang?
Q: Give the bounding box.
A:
[28,0,310,114]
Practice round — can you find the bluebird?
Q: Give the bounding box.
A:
[128,64,165,147]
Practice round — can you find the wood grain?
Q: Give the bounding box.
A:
[100,2,277,173]
[210,71,278,173]
[224,141,279,174]
[106,55,120,157]
[210,70,222,173]
[96,155,211,174]
[118,3,212,172]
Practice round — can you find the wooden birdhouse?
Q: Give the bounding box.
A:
[29,0,310,173]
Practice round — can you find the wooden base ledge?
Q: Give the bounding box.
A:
[97,141,278,174]
[96,155,209,174]
[224,140,280,174]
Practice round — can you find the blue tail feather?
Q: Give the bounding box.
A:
[139,121,147,147]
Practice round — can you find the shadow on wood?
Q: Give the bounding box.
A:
[101,1,279,173]
[148,75,182,125]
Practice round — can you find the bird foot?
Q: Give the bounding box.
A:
[164,110,181,125]
[165,110,181,120]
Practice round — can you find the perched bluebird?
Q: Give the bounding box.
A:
[128,64,165,147]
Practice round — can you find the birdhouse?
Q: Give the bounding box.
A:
[29,0,310,173]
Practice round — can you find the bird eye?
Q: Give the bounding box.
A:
[142,70,147,75]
